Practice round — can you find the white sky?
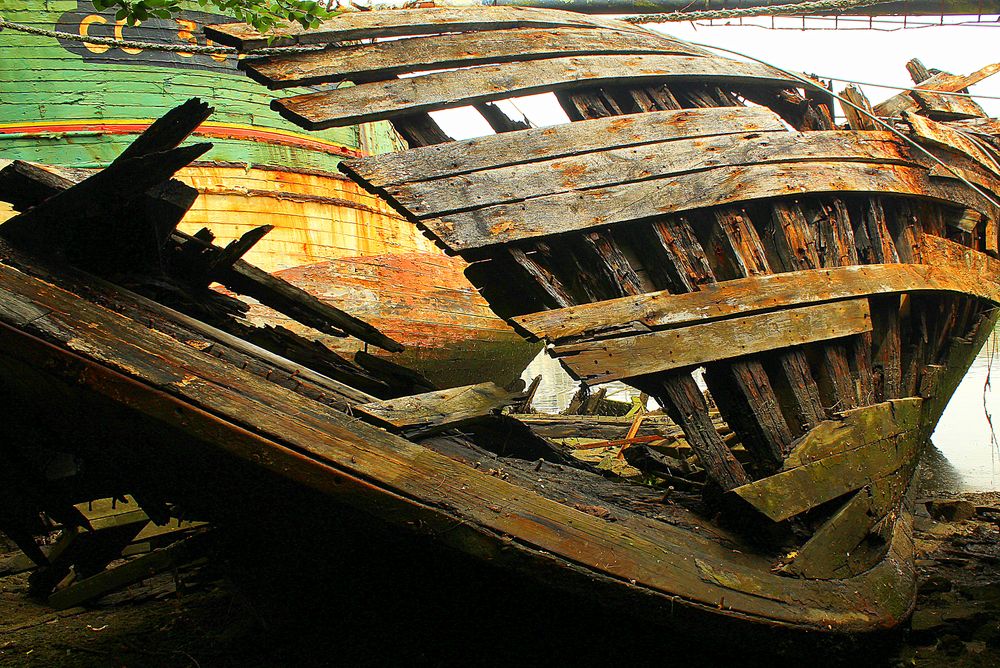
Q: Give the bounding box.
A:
[431,14,1000,137]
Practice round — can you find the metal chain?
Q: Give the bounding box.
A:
[622,0,894,24]
[0,16,323,56]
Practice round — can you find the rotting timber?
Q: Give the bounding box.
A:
[201,6,1000,634]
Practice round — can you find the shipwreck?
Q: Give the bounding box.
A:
[0,4,999,642]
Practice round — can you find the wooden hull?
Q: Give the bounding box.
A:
[208,5,1000,631]
[0,1,537,386]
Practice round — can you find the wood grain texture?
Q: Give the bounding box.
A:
[872,63,1000,118]
[355,382,521,433]
[391,132,917,219]
[903,112,1000,176]
[205,6,633,49]
[0,258,917,632]
[342,106,789,189]
[732,399,923,522]
[553,299,872,385]
[243,27,704,89]
[514,235,1000,342]
[425,162,995,251]
[273,55,799,130]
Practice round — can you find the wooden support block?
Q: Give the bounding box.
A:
[355,382,524,435]
[553,299,872,385]
[903,112,1000,176]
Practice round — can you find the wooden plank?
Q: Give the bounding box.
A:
[781,398,923,470]
[424,162,995,251]
[243,27,703,89]
[274,55,800,130]
[872,62,1000,117]
[553,299,872,385]
[205,7,635,49]
[903,112,1000,176]
[0,261,918,631]
[839,85,878,131]
[390,131,917,219]
[355,382,522,434]
[912,88,987,121]
[731,399,923,523]
[342,106,789,190]
[781,467,912,579]
[514,243,1000,343]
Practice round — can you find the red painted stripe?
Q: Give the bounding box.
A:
[0,122,366,158]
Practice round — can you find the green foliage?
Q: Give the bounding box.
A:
[90,0,334,31]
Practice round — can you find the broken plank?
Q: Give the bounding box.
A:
[243,26,701,89]
[903,112,1000,176]
[515,247,1000,343]
[781,466,912,579]
[205,6,635,49]
[425,161,995,252]
[47,534,207,610]
[354,382,523,434]
[390,131,917,219]
[731,414,921,522]
[553,299,872,385]
[342,107,788,189]
[872,62,1000,118]
[274,55,800,130]
[781,398,923,470]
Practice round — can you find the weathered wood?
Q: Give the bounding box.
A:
[732,399,923,522]
[903,112,1000,176]
[394,113,454,148]
[383,131,916,219]
[782,398,923,470]
[554,299,872,385]
[0,256,920,630]
[872,295,903,401]
[656,375,750,491]
[508,245,575,308]
[424,162,995,251]
[342,106,788,188]
[704,364,790,469]
[781,467,912,579]
[475,103,530,134]
[114,98,213,165]
[205,7,634,49]
[516,236,1000,343]
[912,88,987,121]
[355,382,522,435]
[274,55,799,130]
[47,534,206,610]
[872,63,1000,118]
[206,225,273,279]
[840,85,878,131]
[243,27,702,89]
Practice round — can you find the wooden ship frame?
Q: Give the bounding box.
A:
[1,5,1000,640]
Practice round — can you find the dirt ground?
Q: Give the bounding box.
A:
[1,492,1000,668]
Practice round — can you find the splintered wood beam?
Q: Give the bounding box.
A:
[205,7,634,49]
[243,27,701,89]
[839,85,878,131]
[903,112,1000,176]
[553,299,872,385]
[273,55,799,130]
[515,242,1000,343]
[342,106,789,189]
[781,467,912,579]
[423,162,994,252]
[206,225,274,279]
[355,382,524,435]
[386,131,917,219]
[114,97,213,164]
[731,398,923,523]
[872,62,1000,118]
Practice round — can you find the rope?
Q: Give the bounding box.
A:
[0,16,324,56]
[622,0,896,24]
